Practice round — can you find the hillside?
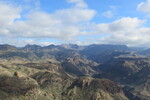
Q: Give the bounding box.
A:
[0,58,128,100]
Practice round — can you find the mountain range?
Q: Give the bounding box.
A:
[0,44,149,100]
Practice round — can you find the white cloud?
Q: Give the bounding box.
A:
[67,0,88,8]
[95,17,145,33]
[74,17,150,47]
[0,0,96,40]
[0,2,21,37]
[137,0,150,13]
[1,0,150,47]
[9,7,96,39]
[102,11,114,18]
[92,17,150,46]
[102,6,117,18]
[0,3,21,26]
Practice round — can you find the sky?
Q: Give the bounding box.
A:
[0,0,150,47]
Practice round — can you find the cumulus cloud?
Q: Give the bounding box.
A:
[92,17,150,46]
[96,17,145,33]
[0,0,96,40]
[72,17,150,47]
[1,0,150,47]
[9,8,96,39]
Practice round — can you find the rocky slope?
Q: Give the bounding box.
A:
[97,55,150,81]
[61,57,99,76]
[62,77,128,100]
[0,59,128,100]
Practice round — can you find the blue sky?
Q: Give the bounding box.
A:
[0,0,150,47]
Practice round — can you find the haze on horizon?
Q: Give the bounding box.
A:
[0,0,150,47]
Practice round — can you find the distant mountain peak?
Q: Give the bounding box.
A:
[0,44,17,51]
